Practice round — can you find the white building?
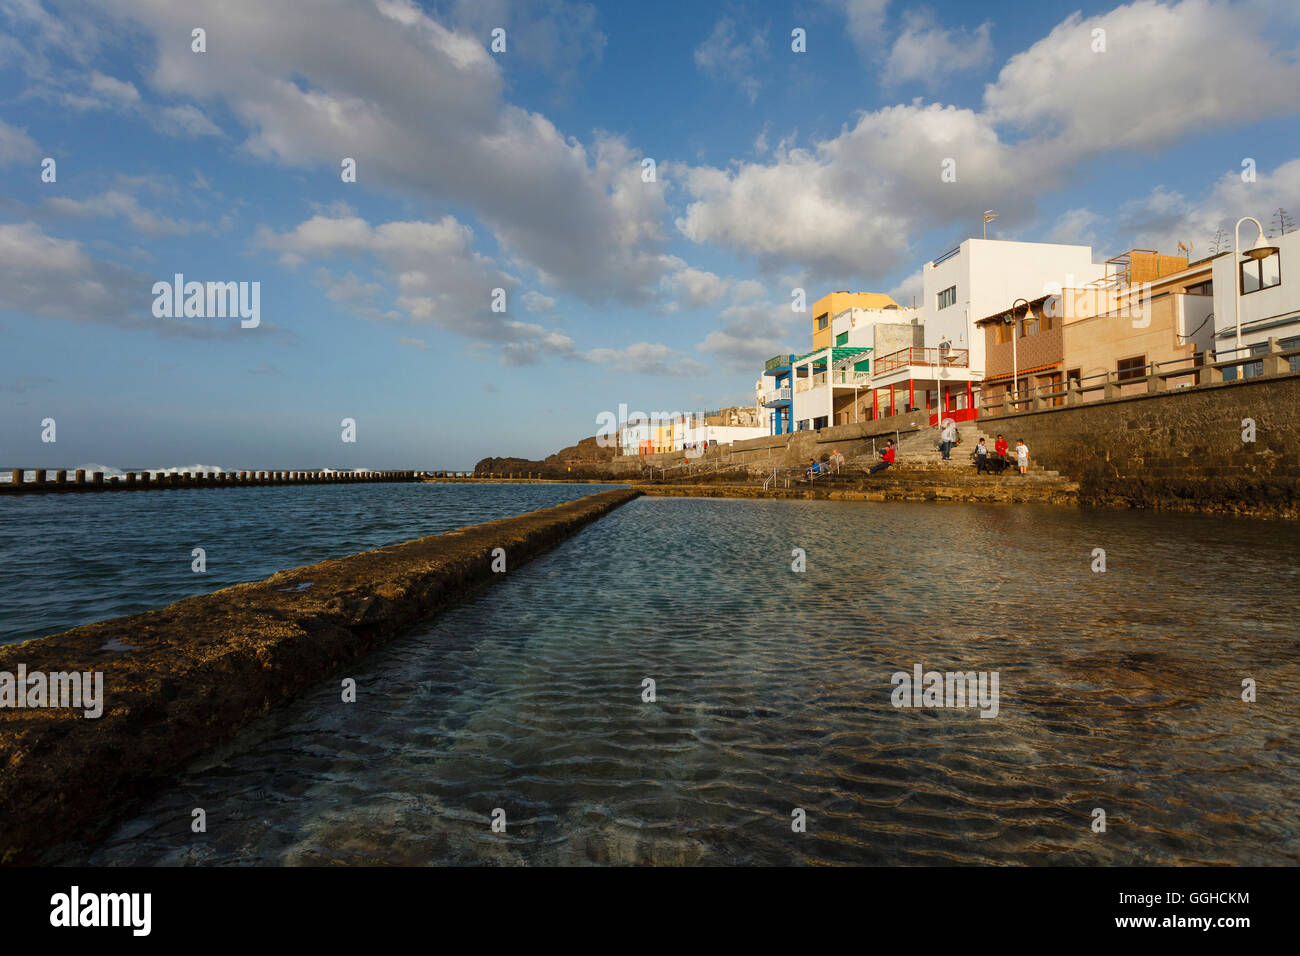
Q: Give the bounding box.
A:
[922,239,1105,378]
[1208,228,1300,373]
[790,306,923,430]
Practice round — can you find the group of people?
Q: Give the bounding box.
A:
[798,426,1029,480]
[972,433,1030,475]
[805,448,846,479]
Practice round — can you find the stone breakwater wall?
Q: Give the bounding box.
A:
[980,372,1300,518]
[0,488,641,864]
[0,469,420,495]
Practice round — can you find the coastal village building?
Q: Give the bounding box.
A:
[617,407,765,457]
[792,304,923,429]
[975,235,1299,409]
[755,218,1296,436]
[976,249,1205,405]
[810,291,899,350]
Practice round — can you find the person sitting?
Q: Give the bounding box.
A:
[868,440,896,475]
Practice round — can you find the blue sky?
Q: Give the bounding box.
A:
[2,0,1298,469]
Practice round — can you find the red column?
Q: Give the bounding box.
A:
[966,381,973,416]
[872,389,878,420]
[889,382,895,416]
[909,379,915,412]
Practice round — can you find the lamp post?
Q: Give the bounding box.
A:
[1233,216,1280,377]
[1007,297,1032,410]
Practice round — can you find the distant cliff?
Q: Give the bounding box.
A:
[475,434,623,478]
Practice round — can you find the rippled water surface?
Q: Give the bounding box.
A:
[0,482,612,644]
[72,495,1300,866]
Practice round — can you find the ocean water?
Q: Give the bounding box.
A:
[61,493,1300,866]
[0,482,614,645]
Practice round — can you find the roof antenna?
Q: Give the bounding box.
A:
[983,210,998,239]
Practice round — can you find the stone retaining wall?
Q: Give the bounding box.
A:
[980,372,1300,517]
[0,488,641,863]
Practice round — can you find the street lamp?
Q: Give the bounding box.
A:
[1007,297,1033,410]
[1233,217,1280,372]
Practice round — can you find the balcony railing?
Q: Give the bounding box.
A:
[761,387,792,404]
[874,346,970,376]
[764,354,790,372]
[978,338,1300,416]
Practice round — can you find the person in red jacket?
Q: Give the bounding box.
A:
[869,439,896,474]
[991,434,1010,475]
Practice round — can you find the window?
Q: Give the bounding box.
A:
[996,322,1012,345]
[1116,355,1146,382]
[937,285,957,310]
[1240,252,1281,294]
[1067,368,1081,387]
[1040,313,1053,332]
[835,331,848,346]
[816,313,829,330]
[813,416,829,430]
[1185,280,1213,295]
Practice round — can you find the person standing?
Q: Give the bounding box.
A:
[940,418,957,460]
[974,438,989,473]
[1016,439,1029,475]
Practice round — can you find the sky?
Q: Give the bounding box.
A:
[1,0,1298,470]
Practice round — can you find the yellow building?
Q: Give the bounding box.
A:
[811,291,901,349]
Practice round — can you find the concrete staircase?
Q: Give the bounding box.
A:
[837,423,1078,502]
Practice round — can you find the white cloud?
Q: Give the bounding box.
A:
[697,292,808,371]
[694,17,768,103]
[0,221,246,338]
[522,290,557,313]
[883,12,993,89]
[583,341,709,377]
[838,0,892,58]
[1117,159,1300,254]
[660,261,730,309]
[985,0,1300,157]
[0,118,39,166]
[155,104,222,138]
[676,0,1300,281]
[46,188,205,237]
[90,0,669,304]
[1049,207,1103,248]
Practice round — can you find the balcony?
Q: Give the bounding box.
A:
[873,346,969,376]
[761,386,792,406]
[795,372,828,393]
[764,354,791,372]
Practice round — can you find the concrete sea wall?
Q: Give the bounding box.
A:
[0,488,641,863]
[979,371,1300,518]
[0,469,420,495]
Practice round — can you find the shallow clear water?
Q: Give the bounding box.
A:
[75,495,1300,866]
[0,483,612,645]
